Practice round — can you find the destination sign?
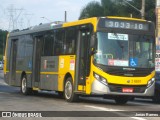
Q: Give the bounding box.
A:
[105,20,149,31]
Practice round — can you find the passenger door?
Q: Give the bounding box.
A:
[32,36,43,87]
[75,26,91,90]
[10,39,18,84]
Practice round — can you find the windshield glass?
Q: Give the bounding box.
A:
[94,32,155,68]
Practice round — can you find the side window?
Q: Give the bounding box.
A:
[16,36,25,70]
[17,36,25,59]
[54,29,65,55]
[41,31,54,56]
[25,35,33,57]
[65,27,77,55]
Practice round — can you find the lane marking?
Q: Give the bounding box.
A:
[131,117,147,120]
[85,105,123,111]
[85,105,147,120]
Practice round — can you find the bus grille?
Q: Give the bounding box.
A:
[94,64,154,77]
[106,69,151,77]
[108,84,146,93]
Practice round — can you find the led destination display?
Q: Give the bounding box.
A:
[105,20,149,30]
[98,18,150,31]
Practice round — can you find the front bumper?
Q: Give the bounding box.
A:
[91,80,155,96]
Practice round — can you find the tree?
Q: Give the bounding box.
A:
[79,0,156,23]
[145,0,156,23]
[0,29,8,60]
[122,0,155,22]
[101,0,127,16]
[79,1,103,19]
[79,0,131,20]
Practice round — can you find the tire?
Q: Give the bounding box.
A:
[64,77,79,102]
[152,90,160,103]
[114,96,128,105]
[21,75,32,95]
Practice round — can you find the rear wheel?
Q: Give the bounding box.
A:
[21,75,32,95]
[114,96,128,105]
[64,77,79,102]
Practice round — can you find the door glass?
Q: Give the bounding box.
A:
[10,39,18,81]
[78,30,91,85]
[33,36,43,85]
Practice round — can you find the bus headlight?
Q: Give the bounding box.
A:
[147,78,155,88]
[93,72,108,86]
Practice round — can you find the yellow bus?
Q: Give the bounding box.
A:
[4,16,155,104]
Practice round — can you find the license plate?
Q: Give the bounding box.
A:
[122,88,133,93]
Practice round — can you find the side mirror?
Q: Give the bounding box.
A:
[90,34,96,48]
[90,33,97,55]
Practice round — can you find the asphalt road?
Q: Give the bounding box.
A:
[0,70,160,120]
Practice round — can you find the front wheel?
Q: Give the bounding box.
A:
[64,77,79,102]
[21,75,32,95]
[114,96,128,105]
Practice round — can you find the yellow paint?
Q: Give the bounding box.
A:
[3,33,9,74]
[16,71,32,74]
[78,85,86,91]
[86,78,91,94]
[40,72,58,75]
[63,17,98,32]
[92,63,155,85]
[58,55,76,91]
[107,16,146,22]
[32,87,40,91]
[85,56,94,94]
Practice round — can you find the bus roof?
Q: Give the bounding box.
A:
[9,17,98,37]
[9,16,150,37]
[9,22,62,37]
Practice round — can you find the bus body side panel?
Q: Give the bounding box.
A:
[13,35,33,87]
[58,55,76,92]
[4,34,11,85]
[40,56,59,91]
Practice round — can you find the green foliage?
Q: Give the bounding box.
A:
[145,0,156,23]
[0,29,8,58]
[101,0,128,16]
[0,54,3,61]
[79,0,156,23]
[79,1,104,19]
[123,0,155,22]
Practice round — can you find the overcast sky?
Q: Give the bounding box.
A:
[0,0,100,31]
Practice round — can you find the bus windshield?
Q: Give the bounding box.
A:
[94,32,155,68]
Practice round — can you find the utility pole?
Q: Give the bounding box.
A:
[8,4,23,31]
[123,0,145,19]
[141,0,145,19]
[25,13,34,27]
[65,11,67,22]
